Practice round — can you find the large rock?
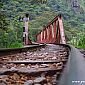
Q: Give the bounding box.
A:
[24,80,33,85]
[34,77,47,84]
[0,82,7,85]
[0,80,7,85]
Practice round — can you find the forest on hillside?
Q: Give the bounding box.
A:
[0,0,85,48]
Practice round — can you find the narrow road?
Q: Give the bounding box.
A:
[59,46,85,85]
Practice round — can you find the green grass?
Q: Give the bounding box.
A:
[75,45,85,49]
[7,42,23,48]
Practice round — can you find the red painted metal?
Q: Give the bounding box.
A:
[36,15,66,44]
[45,29,47,40]
[58,16,66,44]
[53,21,57,39]
[49,25,52,43]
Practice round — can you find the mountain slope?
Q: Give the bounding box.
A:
[1,0,85,41]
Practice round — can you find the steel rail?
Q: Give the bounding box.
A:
[0,44,46,56]
[0,44,72,85]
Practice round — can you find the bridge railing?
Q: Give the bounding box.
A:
[36,15,66,44]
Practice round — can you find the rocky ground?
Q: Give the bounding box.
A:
[79,49,85,57]
[0,44,69,85]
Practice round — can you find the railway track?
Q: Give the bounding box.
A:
[0,44,69,85]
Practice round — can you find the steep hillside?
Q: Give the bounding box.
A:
[47,0,85,28]
[2,0,85,29]
[0,0,85,47]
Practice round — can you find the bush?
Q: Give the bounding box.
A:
[7,42,23,48]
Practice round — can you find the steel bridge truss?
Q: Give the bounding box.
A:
[36,15,66,44]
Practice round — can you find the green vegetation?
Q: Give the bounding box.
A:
[0,2,8,31]
[0,0,85,48]
[68,32,85,48]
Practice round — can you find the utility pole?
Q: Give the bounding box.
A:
[23,13,29,45]
[19,13,32,45]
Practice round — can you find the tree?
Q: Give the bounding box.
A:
[0,1,8,30]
